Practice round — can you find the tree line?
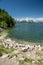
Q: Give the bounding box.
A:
[0,9,16,28]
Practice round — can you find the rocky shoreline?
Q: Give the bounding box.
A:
[0,39,43,65]
[0,39,42,51]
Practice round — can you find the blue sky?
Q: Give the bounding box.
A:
[0,0,43,18]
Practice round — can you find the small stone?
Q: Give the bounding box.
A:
[13,50,19,54]
[19,57,24,60]
[22,47,28,52]
[1,54,8,58]
[8,55,13,59]
[9,56,12,59]
[32,61,35,64]
[0,53,2,57]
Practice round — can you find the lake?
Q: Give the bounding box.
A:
[7,22,43,45]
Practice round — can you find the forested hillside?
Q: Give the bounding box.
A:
[0,9,16,28]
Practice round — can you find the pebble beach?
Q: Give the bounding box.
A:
[0,39,43,65]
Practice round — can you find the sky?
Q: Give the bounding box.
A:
[0,0,43,19]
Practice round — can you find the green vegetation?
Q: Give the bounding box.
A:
[35,58,43,65]
[35,51,43,56]
[19,60,24,65]
[24,57,34,63]
[19,57,34,65]
[19,57,43,65]
[0,9,16,28]
[0,44,15,54]
[41,48,43,51]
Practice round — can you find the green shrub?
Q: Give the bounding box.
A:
[0,44,15,54]
[19,60,24,65]
[24,57,33,63]
[0,9,16,28]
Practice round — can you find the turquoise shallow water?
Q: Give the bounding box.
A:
[6,22,43,45]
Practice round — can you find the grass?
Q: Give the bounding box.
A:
[24,57,34,63]
[19,57,43,65]
[19,60,24,65]
[38,58,43,62]
[0,44,15,54]
[35,51,41,56]
[34,58,43,65]
[35,61,43,65]
[5,47,15,54]
[19,57,34,65]
[41,48,43,51]
[0,28,11,39]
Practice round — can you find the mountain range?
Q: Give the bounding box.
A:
[16,17,43,23]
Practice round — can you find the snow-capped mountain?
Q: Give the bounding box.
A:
[15,17,43,23]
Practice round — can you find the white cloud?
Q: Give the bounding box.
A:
[15,17,43,22]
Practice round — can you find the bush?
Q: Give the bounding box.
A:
[0,44,15,54]
[0,9,16,28]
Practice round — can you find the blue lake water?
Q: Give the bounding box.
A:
[7,22,43,45]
